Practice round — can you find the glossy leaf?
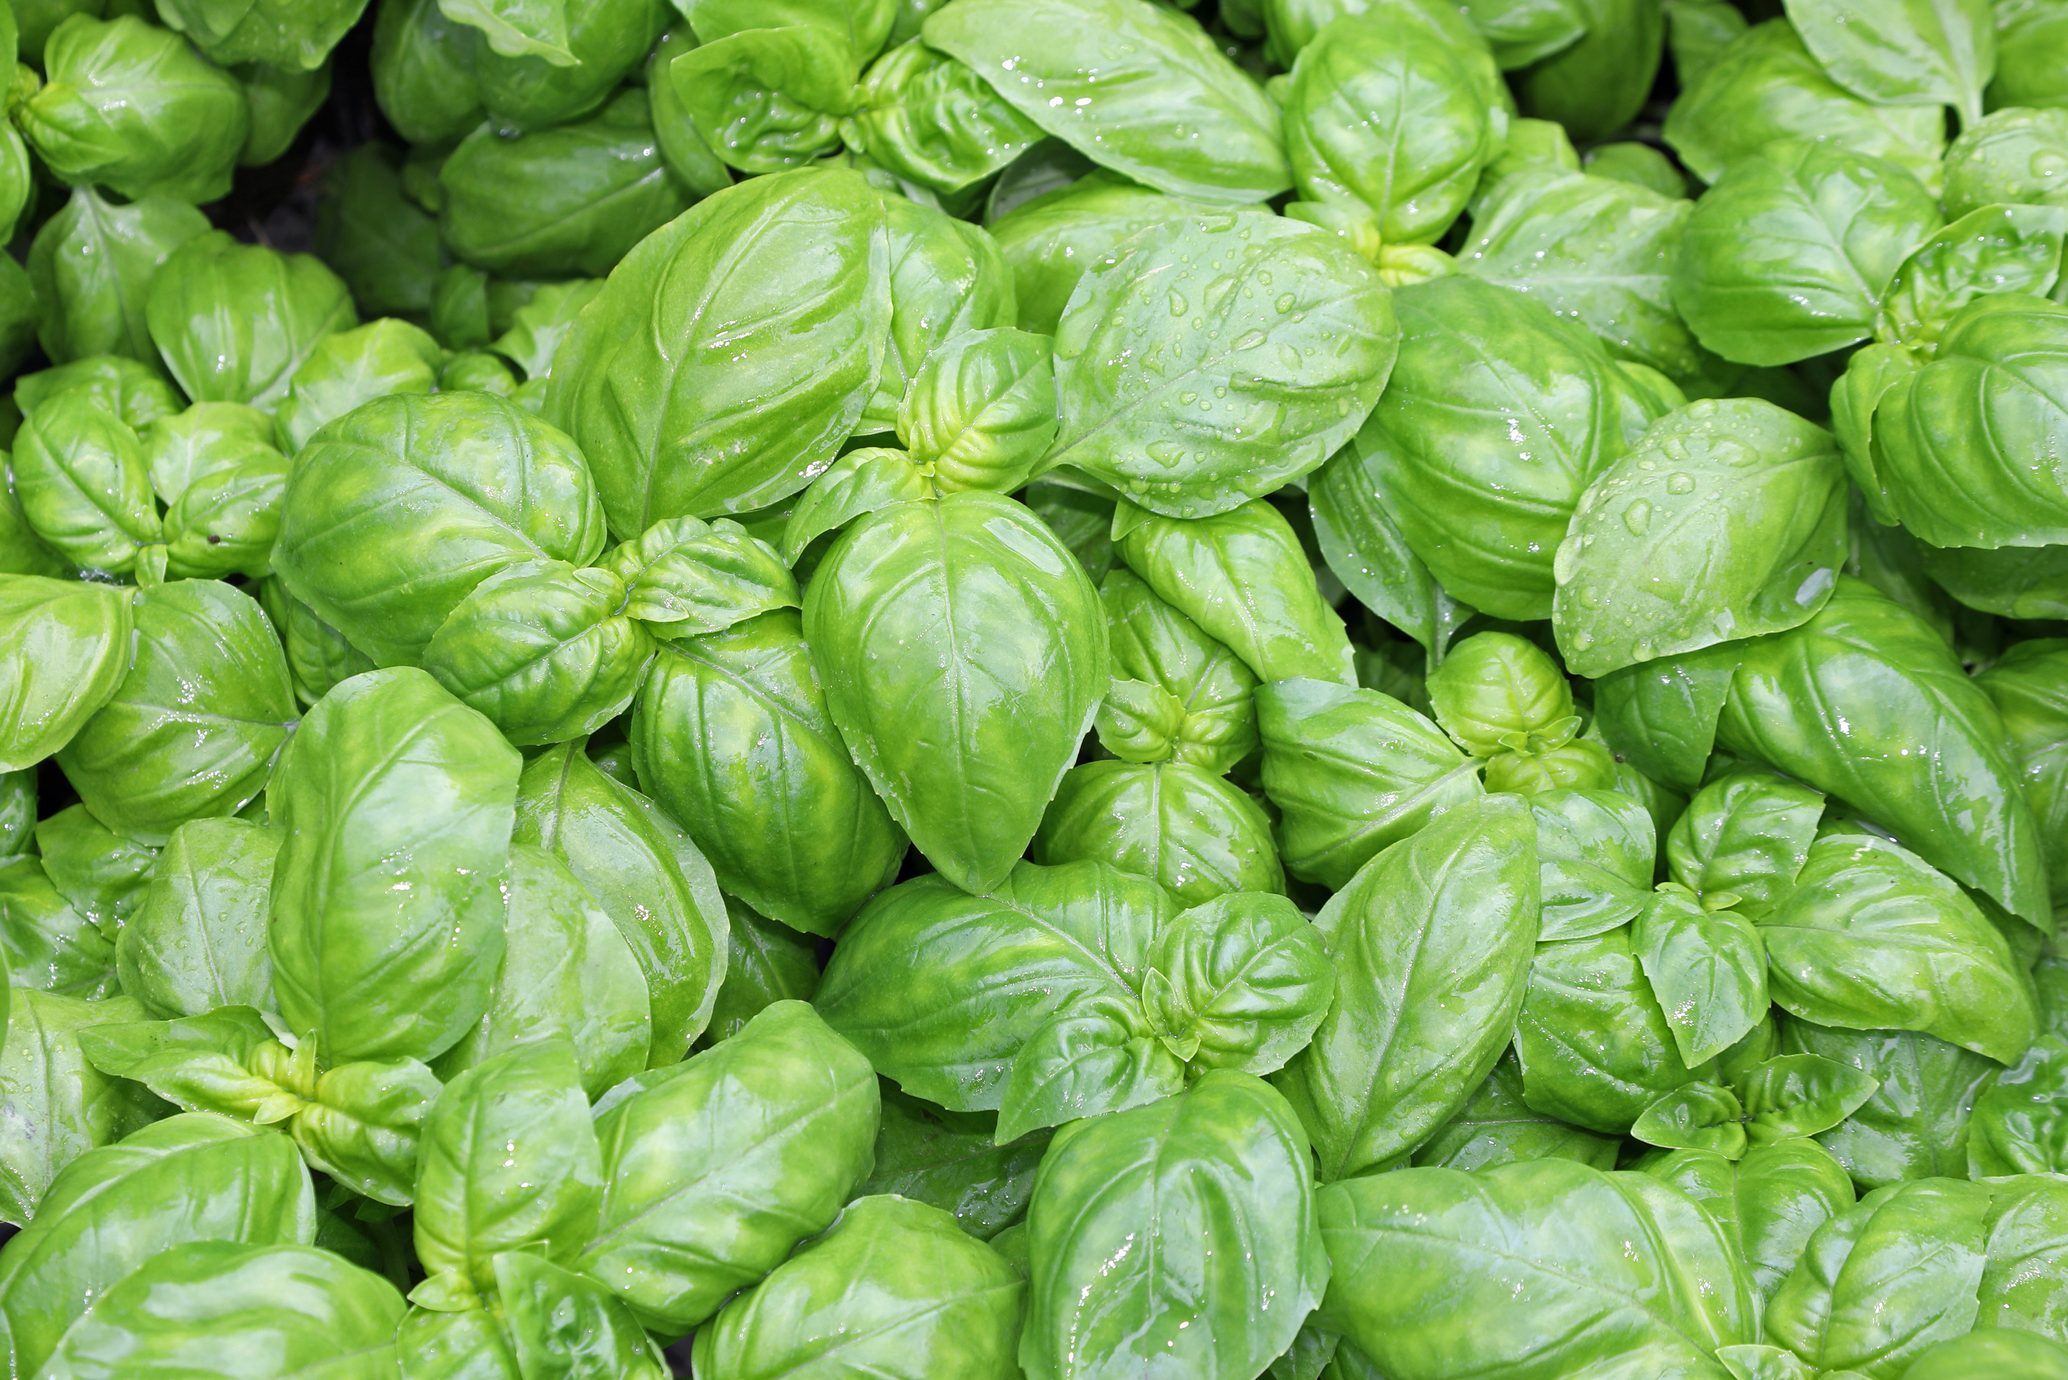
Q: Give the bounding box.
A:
[58,579,295,843]
[925,0,1290,205]
[545,168,890,529]
[413,1039,602,1309]
[0,1113,316,1379]
[1554,399,1848,678]
[1318,1159,1754,1379]
[116,816,277,1018]
[515,743,728,1064]
[693,1195,1024,1379]
[632,610,906,936]
[267,668,519,1064]
[1256,678,1483,890]
[0,575,133,772]
[1045,213,1395,517]
[38,1240,404,1379]
[574,1001,879,1332]
[1021,1074,1329,1380]
[805,492,1106,893]
[1117,500,1355,686]
[1761,831,2037,1065]
[1276,796,1539,1180]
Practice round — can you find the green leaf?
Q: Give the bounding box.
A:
[574,1001,879,1332]
[898,327,1058,495]
[1410,1055,1620,1172]
[1117,500,1356,685]
[864,198,1018,436]
[515,744,729,1064]
[1902,1332,2068,1380]
[1671,141,1940,368]
[0,1113,316,1379]
[1045,213,1396,518]
[1097,570,1258,774]
[925,0,1289,205]
[1978,640,2068,930]
[986,172,1199,335]
[606,516,797,635]
[439,89,692,279]
[274,318,442,455]
[39,1241,405,1379]
[1554,399,1848,677]
[667,24,854,176]
[35,805,158,942]
[274,390,608,667]
[682,0,898,62]
[1738,1054,1881,1144]
[1714,579,2051,927]
[1764,1178,1992,1376]
[1283,16,1496,244]
[156,0,371,69]
[57,579,296,844]
[436,0,577,63]
[413,1039,601,1309]
[632,610,906,936]
[1531,788,1657,940]
[1631,1082,1749,1158]
[1642,1137,1855,1314]
[1256,678,1483,890]
[842,40,1042,195]
[545,168,890,529]
[1308,440,1472,656]
[1868,295,2068,549]
[1146,892,1330,1076]
[267,668,519,1065]
[1356,276,1667,621]
[1033,761,1285,905]
[1460,167,1699,377]
[806,492,1106,892]
[16,14,249,203]
[312,145,445,319]
[73,1006,289,1125]
[290,1056,443,1208]
[816,860,1183,1123]
[1779,1021,1998,1189]
[704,902,819,1045]
[0,575,133,772]
[1783,0,1995,124]
[1876,203,2068,350]
[858,1092,1046,1241]
[1317,1160,1754,1378]
[495,1251,668,1378]
[1664,769,1824,919]
[10,397,160,574]
[0,856,117,999]
[1943,107,2068,217]
[1762,831,2037,1064]
[26,187,211,364]
[1276,797,1538,1180]
[693,1195,1023,1378]
[1633,886,1769,1068]
[0,991,157,1226]
[423,561,651,748]
[146,233,359,408]
[1426,631,1575,757]
[1662,21,1945,186]
[1516,928,1716,1134]
[1022,1074,1329,1380]
[432,845,651,1098]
